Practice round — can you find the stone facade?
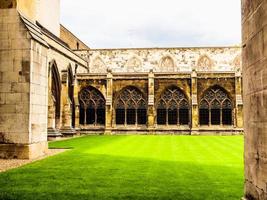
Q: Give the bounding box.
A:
[0,1,242,157]
[75,47,243,135]
[242,0,267,199]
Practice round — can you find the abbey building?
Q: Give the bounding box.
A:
[0,0,242,159]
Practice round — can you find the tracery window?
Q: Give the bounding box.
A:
[199,86,233,126]
[156,87,190,125]
[115,87,147,126]
[79,87,105,126]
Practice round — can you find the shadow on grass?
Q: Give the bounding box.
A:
[0,152,243,200]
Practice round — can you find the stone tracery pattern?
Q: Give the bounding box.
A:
[114,87,147,125]
[126,56,142,72]
[199,86,233,125]
[157,87,190,125]
[90,57,107,73]
[79,87,105,125]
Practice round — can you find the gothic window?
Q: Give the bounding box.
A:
[197,55,214,71]
[79,87,105,126]
[115,87,147,126]
[199,86,233,126]
[156,87,190,126]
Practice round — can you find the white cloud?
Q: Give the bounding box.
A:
[60,0,241,48]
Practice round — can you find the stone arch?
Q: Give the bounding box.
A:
[158,55,176,72]
[197,54,214,71]
[114,86,147,126]
[156,86,190,125]
[48,60,61,130]
[90,56,107,73]
[126,55,142,72]
[232,54,242,73]
[78,86,106,126]
[199,85,233,126]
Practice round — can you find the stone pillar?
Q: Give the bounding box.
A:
[60,70,75,136]
[191,70,199,135]
[74,79,81,132]
[235,73,243,129]
[105,71,113,135]
[148,70,155,133]
[242,0,267,199]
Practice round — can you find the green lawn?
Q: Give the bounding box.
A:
[0,136,244,200]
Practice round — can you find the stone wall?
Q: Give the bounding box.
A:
[60,25,90,50]
[242,0,267,199]
[78,47,241,73]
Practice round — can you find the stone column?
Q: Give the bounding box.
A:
[148,70,155,133]
[242,0,267,199]
[74,79,81,132]
[191,70,199,135]
[235,72,243,129]
[60,70,75,136]
[105,71,113,135]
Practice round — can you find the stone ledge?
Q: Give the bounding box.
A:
[0,141,48,159]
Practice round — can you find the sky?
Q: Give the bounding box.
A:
[60,0,241,49]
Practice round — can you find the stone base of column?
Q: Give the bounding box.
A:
[60,127,76,137]
[0,141,48,159]
[104,129,112,135]
[47,128,62,141]
[191,129,200,135]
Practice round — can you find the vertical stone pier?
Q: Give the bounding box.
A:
[242,0,267,199]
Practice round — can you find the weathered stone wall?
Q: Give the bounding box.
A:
[242,0,267,199]
[0,9,48,158]
[60,25,90,50]
[78,47,241,73]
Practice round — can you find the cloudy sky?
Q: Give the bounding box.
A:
[60,0,241,48]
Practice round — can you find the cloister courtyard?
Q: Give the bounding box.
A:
[0,135,244,200]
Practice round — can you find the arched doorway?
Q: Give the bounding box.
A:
[67,66,75,128]
[48,61,61,135]
[79,86,106,126]
[199,86,233,126]
[156,86,190,126]
[114,86,147,126]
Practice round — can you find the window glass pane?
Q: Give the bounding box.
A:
[86,108,95,125]
[127,109,136,125]
[222,109,232,125]
[116,109,125,125]
[168,109,178,125]
[179,109,189,125]
[137,109,147,125]
[79,107,85,125]
[211,109,220,125]
[200,109,209,125]
[157,109,167,125]
[97,109,105,125]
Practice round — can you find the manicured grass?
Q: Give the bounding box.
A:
[0,136,244,200]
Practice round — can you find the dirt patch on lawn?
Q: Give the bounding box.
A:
[0,149,67,173]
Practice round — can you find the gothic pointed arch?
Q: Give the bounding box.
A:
[79,86,106,126]
[49,60,61,129]
[90,56,107,73]
[232,54,242,73]
[199,85,233,125]
[126,55,142,72]
[114,86,147,125]
[156,86,190,125]
[158,55,176,72]
[197,54,214,71]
